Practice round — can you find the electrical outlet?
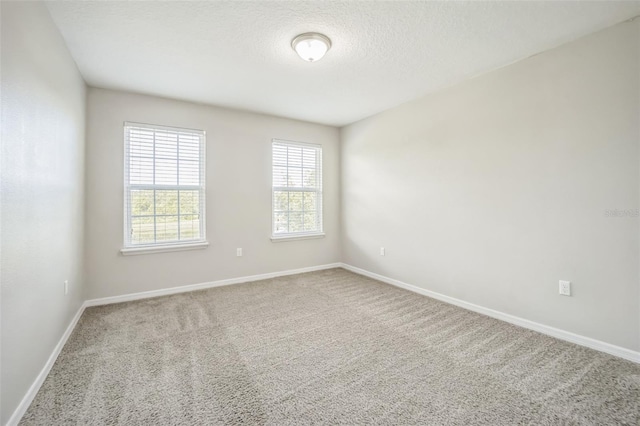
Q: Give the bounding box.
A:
[236,248,243,257]
[380,247,385,256]
[559,280,571,296]
[64,280,69,295]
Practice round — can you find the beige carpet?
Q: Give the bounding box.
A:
[21,268,640,425]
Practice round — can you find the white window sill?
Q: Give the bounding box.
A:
[120,241,209,256]
[271,233,325,242]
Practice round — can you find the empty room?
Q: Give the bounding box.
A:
[1,0,639,424]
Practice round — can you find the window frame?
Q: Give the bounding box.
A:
[271,139,324,241]
[121,122,207,255]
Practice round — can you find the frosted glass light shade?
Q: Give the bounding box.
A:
[292,33,331,62]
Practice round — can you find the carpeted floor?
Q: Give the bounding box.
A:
[21,268,640,425]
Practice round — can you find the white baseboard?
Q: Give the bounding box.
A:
[84,263,342,307]
[339,263,640,364]
[6,302,87,426]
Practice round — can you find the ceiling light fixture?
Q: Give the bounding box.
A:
[292,33,331,62]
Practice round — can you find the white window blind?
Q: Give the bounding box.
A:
[124,122,206,248]
[272,140,323,237]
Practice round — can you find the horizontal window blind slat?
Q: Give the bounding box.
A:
[128,184,202,190]
[272,187,320,192]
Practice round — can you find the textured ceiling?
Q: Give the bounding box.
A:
[45,1,640,126]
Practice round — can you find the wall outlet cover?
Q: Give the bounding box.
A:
[559,280,571,296]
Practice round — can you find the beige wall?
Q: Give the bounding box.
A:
[341,20,640,351]
[85,88,340,299]
[1,2,87,423]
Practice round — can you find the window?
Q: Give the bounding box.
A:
[123,122,206,253]
[272,139,323,240]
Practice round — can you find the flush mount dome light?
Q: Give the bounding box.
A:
[292,33,331,62]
